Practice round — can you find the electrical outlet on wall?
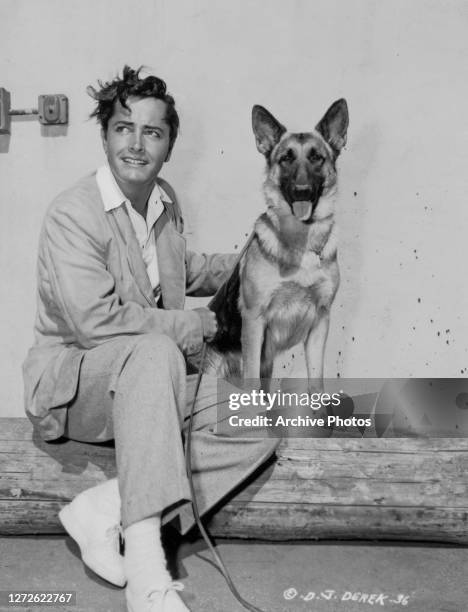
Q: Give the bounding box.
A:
[38,94,68,125]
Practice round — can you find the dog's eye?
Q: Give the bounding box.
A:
[308,150,324,164]
[279,150,295,164]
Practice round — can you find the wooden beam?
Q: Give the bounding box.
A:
[1,418,467,543]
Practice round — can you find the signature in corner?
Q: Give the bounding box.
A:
[283,587,411,606]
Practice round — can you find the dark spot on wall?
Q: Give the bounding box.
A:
[437,331,440,336]
[353,191,357,197]
[352,337,355,342]
[417,298,421,303]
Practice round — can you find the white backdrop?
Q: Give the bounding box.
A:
[1,0,467,416]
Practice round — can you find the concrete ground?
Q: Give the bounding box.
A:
[0,535,466,612]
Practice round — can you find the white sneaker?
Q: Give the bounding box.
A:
[58,478,126,587]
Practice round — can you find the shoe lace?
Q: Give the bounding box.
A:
[147,582,185,605]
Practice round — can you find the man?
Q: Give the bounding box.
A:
[23,66,278,612]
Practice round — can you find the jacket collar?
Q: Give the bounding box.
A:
[96,164,173,212]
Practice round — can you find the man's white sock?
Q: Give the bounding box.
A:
[124,515,189,611]
[124,515,171,590]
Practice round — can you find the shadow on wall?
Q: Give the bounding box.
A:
[0,115,68,154]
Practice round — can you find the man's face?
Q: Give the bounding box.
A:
[101,96,172,195]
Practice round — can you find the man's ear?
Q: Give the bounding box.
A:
[252,105,286,158]
[315,99,349,156]
[101,128,108,156]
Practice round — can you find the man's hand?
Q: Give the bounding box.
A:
[193,307,218,342]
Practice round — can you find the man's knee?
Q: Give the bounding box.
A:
[130,333,185,370]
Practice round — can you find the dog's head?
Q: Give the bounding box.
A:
[252,99,349,223]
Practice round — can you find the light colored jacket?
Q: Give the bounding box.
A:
[23,173,236,440]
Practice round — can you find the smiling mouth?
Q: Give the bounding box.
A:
[121,157,148,166]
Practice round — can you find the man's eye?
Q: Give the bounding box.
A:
[146,129,161,138]
[116,125,130,133]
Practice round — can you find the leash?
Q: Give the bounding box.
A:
[185,229,268,612]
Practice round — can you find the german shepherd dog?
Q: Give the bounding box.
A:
[205,99,349,387]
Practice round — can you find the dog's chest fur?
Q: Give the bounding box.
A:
[239,211,339,351]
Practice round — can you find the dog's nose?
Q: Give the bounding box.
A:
[293,185,312,200]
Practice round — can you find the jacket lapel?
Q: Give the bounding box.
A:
[155,208,186,309]
[108,206,156,307]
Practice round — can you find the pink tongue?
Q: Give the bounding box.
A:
[292,200,312,220]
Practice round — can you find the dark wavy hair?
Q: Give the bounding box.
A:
[87,65,179,151]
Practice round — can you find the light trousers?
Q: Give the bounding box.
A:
[63,333,279,530]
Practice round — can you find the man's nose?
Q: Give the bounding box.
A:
[129,131,144,152]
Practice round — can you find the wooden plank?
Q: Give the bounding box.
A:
[1,499,467,544]
[208,502,468,544]
[1,418,468,542]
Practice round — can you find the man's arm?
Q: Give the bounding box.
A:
[157,177,238,298]
[185,250,238,297]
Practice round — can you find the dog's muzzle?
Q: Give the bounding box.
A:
[290,184,322,222]
[282,175,324,223]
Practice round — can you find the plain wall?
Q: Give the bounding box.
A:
[1,0,467,416]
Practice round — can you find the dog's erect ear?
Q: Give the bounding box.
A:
[252,105,286,157]
[315,99,349,156]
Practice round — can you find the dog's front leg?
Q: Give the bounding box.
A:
[241,312,264,381]
[304,312,330,391]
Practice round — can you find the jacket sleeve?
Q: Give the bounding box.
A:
[42,201,203,354]
[185,250,239,297]
[157,178,239,298]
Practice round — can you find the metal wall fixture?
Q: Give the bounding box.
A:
[0,88,69,135]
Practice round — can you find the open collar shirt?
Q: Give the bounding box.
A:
[96,164,172,297]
